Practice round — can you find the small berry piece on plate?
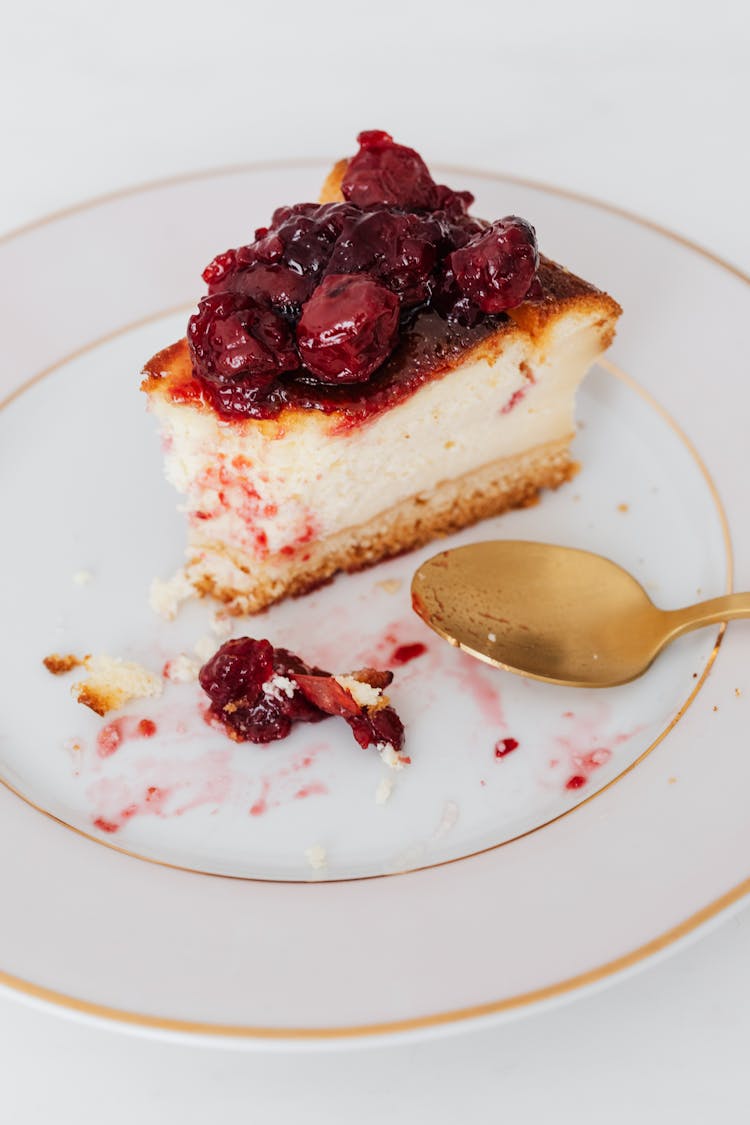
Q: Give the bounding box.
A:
[199,638,408,765]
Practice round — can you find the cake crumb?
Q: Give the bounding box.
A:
[334,674,386,710]
[735,688,742,697]
[43,653,83,676]
[262,675,297,702]
[433,800,459,840]
[378,743,409,770]
[376,578,402,595]
[72,655,163,716]
[149,570,194,620]
[194,636,216,663]
[305,844,327,871]
[72,570,93,586]
[713,705,718,712]
[617,503,629,513]
[164,653,201,683]
[668,776,677,784]
[375,776,395,805]
[210,613,232,639]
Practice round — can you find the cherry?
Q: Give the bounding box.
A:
[185,133,541,419]
[296,273,399,383]
[199,638,406,756]
[187,292,299,417]
[449,216,539,313]
[326,208,440,308]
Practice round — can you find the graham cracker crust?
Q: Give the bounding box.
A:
[184,436,577,615]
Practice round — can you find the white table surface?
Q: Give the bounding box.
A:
[2,1,748,1119]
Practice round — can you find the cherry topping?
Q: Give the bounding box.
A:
[326,208,441,308]
[187,292,298,417]
[199,639,406,757]
[198,637,325,743]
[342,130,439,210]
[449,217,539,313]
[495,737,519,758]
[202,249,238,288]
[184,132,543,420]
[296,273,399,383]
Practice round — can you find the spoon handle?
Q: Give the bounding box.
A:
[662,592,750,641]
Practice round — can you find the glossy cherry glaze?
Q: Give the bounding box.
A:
[186,131,539,421]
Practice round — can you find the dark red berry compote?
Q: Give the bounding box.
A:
[199,637,407,764]
[183,131,542,423]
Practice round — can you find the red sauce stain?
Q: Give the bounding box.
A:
[495,737,519,758]
[250,777,272,817]
[170,378,203,405]
[97,719,126,758]
[391,642,427,666]
[96,717,157,758]
[562,749,613,792]
[452,653,505,727]
[295,782,328,800]
[93,816,119,833]
[576,748,612,770]
[500,384,529,414]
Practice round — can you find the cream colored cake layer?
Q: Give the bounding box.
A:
[149,307,605,571]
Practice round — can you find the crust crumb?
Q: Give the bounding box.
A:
[376,578,403,595]
[43,653,83,676]
[72,655,163,716]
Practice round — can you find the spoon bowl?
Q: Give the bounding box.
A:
[412,541,745,687]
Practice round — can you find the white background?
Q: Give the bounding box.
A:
[2,0,749,1120]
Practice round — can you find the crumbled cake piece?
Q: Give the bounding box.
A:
[43,653,84,676]
[72,655,163,716]
[376,578,403,595]
[379,743,409,771]
[149,569,194,620]
[210,612,232,639]
[375,776,395,804]
[305,844,327,871]
[194,635,217,662]
[164,653,201,683]
[333,673,387,710]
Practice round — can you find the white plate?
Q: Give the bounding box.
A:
[1,161,748,1043]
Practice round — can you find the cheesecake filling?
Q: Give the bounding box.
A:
[149,309,603,567]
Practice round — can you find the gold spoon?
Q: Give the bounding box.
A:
[411,541,745,688]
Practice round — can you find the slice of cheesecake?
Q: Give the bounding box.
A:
[143,132,621,616]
